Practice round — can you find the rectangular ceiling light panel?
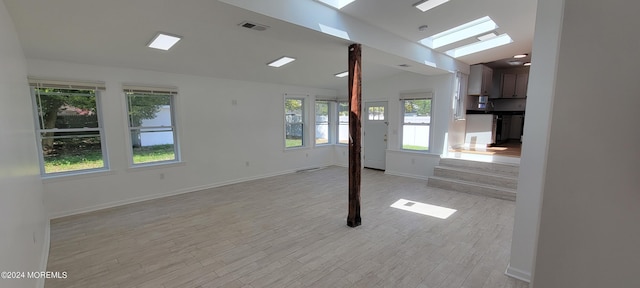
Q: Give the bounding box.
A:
[148,33,182,51]
[420,16,498,49]
[446,33,513,58]
[477,32,498,41]
[268,56,296,68]
[414,0,450,12]
[316,0,356,9]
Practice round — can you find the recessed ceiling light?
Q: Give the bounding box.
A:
[524,62,532,66]
[147,33,182,51]
[508,61,523,66]
[316,0,356,9]
[514,54,528,58]
[413,0,450,12]
[420,16,499,49]
[334,71,349,78]
[267,56,296,68]
[445,33,513,58]
[477,33,497,41]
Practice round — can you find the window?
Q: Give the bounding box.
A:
[337,101,349,144]
[124,85,179,165]
[368,106,385,120]
[454,72,468,120]
[30,79,107,175]
[315,100,331,145]
[401,94,432,151]
[285,96,305,148]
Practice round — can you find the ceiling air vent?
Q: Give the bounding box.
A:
[239,21,269,31]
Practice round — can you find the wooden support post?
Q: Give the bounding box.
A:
[347,43,362,228]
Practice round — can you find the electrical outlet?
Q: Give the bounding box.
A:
[159,173,165,180]
[245,161,250,167]
[232,99,238,106]
[411,158,416,165]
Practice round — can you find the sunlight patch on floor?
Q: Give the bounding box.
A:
[390,199,457,219]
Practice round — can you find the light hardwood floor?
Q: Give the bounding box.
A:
[46,166,528,288]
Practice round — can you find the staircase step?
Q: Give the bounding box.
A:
[439,158,519,177]
[427,176,516,201]
[434,166,518,190]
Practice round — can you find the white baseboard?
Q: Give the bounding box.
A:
[37,221,51,288]
[384,170,428,180]
[50,166,327,219]
[505,263,531,283]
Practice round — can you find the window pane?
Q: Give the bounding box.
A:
[338,102,349,144]
[315,123,329,144]
[285,98,304,148]
[315,101,329,145]
[132,129,176,164]
[368,106,385,120]
[40,132,104,174]
[402,125,430,151]
[403,99,431,124]
[338,124,349,144]
[286,123,304,148]
[127,94,172,127]
[34,88,98,130]
[402,99,431,151]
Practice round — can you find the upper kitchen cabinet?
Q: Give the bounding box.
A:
[501,73,529,98]
[468,64,493,95]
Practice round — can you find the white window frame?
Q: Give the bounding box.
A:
[400,92,433,152]
[284,94,307,149]
[124,85,180,167]
[29,78,108,176]
[314,100,333,146]
[454,72,468,120]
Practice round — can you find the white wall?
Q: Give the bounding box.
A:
[507,0,564,282]
[0,1,48,287]
[531,1,640,287]
[337,71,455,179]
[28,59,338,218]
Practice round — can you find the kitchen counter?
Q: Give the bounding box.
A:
[466,110,525,115]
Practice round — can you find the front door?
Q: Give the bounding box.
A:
[364,101,388,170]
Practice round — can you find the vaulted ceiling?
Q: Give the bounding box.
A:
[4,0,537,90]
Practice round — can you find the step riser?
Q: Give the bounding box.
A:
[434,168,518,190]
[439,158,519,176]
[428,178,516,201]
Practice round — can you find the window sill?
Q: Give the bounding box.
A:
[42,169,116,184]
[127,161,186,173]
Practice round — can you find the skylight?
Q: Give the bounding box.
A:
[267,56,296,68]
[413,0,450,12]
[316,0,356,9]
[147,33,182,51]
[445,33,513,58]
[420,16,499,49]
[334,71,348,78]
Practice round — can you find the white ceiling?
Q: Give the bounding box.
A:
[4,0,537,90]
